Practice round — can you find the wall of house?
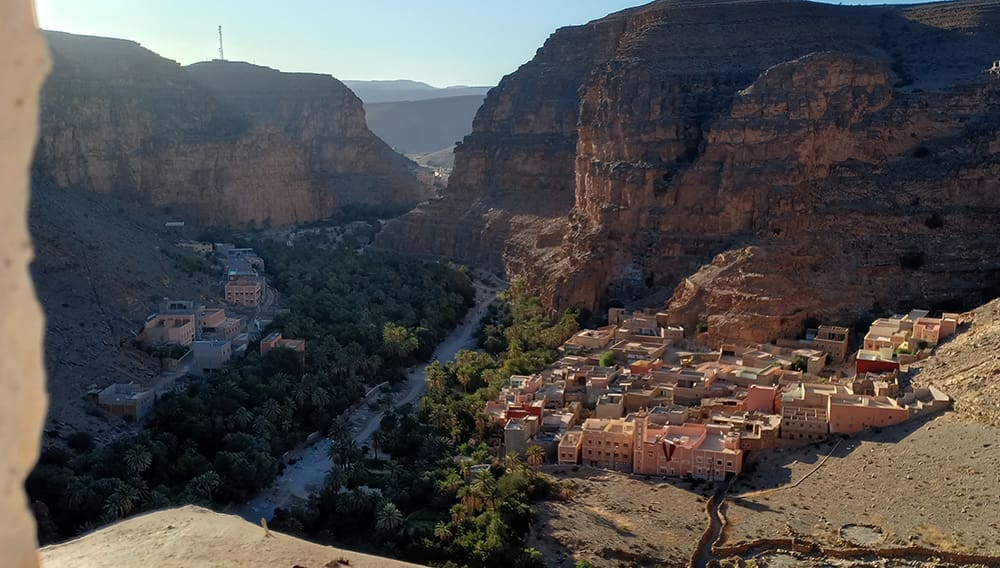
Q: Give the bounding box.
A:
[0,2,50,566]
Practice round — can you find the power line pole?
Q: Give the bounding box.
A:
[218,25,224,60]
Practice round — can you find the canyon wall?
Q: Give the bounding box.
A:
[377,0,1000,340]
[33,32,424,228]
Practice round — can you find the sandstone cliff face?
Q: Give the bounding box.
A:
[33,32,423,228]
[378,0,1000,340]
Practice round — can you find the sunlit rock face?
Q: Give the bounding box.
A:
[377,0,1000,339]
[34,32,424,228]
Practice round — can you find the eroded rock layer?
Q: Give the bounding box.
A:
[33,32,423,227]
[377,0,1000,340]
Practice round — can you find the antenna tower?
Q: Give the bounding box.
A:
[218,25,224,60]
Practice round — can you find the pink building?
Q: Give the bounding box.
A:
[828,395,909,434]
[633,418,743,479]
[558,430,583,465]
[225,276,263,307]
[745,385,779,414]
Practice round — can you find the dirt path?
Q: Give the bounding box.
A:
[236,280,501,522]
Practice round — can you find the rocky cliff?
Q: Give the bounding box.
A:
[33,32,424,228]
[376,0,1000,340]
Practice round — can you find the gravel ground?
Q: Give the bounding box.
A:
[528,467,715,567]
[723,412,1000,557]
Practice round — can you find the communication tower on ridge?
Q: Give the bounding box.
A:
[218,25,224,61]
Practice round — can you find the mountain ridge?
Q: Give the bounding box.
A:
[33,31,426,228]
[375,0,1000,342]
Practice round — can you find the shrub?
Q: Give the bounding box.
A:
[696,321,708,333]
[598,351,615,367]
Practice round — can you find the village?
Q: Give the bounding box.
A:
[93,241,306,420]
[492,307,956,480]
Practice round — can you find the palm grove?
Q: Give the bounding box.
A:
[27,240,475,542]
[272,281,582,567]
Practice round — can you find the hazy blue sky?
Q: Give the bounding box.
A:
[37,0,925,87]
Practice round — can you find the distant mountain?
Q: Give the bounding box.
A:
[364,94,486,155]
[344,79,492,103]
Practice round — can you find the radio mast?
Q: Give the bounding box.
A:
[218,25,224,60]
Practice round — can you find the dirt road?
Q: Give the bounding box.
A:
[237,281,500,522]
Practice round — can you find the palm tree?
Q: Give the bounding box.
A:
[187,471,221,500]
[63,477,92,509]
[231,407,253,430]
[124,445,152,476]
[343,488,369,513]
[103,482,140,519]
[433,521,453,543]
[504,452,524,474]
[437,471,463,495]
[471,471,497,510]
[375,501,404,533]
[449,503,468,524]
[372,429,387,461]
[311,387,331,409]
[328,416,351,445]
[527,445,545,468]
[458,485,484,513]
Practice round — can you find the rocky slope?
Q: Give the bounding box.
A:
[376,0,1000,340]
[911,298,1000,428]
[39,505,421,568]
[30,185,219,438]
[33,31,424,228]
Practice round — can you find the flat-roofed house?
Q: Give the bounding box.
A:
[225,275,264,307]
[828,395,909,434]
[191,340,232,377]
[558,429,583,465]
[580,417,636,472]
[98,383,155,420]
[140,313,196,347]
[633,417,743,479]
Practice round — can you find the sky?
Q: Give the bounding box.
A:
[37,0,929,87]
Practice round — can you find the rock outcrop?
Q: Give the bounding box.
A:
[377,0,1000,340]
[33,32,424,228]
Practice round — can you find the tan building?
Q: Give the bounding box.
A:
[812,325,850,361]
[98,383,155,420]
[558,430,583,464]
[225,276,263,307]
[175,240,214,255]
[580,417,636,472]
[707,412,781,451]
[260,332,306,362]
[911,314,959,346]
[199,307,241,340]
[140,313,196,347]
[595,392,625,419]
[779,383,848,440]
[562,327,615,353]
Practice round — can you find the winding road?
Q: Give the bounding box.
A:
[236,281,500,522]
